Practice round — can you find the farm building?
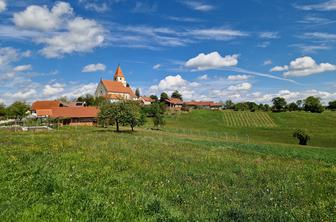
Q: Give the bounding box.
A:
[164,98,184,110]
[184,101,223,110]
[95,65,137,103]
[139,96,155,105]
[31,100,99,126]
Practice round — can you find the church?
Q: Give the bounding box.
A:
[95,65,137,103]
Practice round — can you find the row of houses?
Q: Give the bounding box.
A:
[31,65,223,126]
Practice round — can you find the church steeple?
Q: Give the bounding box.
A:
[113,65,127,86]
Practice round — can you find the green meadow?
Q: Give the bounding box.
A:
[0,110,336,221]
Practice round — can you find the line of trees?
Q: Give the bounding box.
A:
[224,96,335,113]
[0,101,30,120]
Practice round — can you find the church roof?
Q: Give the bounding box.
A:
[114,65,125,78]
[101,80,136,97]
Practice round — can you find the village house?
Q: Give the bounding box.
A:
[164,98,184,110]
[31,100,99,126]
[95,65,137,103]
[139,96,155,105]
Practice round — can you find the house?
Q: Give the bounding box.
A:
[31,100,99,126]
[95,65,137,103]
[139,96,155,105]
[164,98,184,110]
[184,101,223,110]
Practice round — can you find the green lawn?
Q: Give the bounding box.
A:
[165,110,336,148]
[0,124,335,221]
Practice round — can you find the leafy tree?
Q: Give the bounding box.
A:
[264,104,270,111]
[171,90,183,101]
[225,100,235,109]
[293,129,310,146]
[160,92,169,101]
[288,102,299,111]
[7,101,30,120]
[150,95,158,101]
[77,94,95,106]
[98,100,144,132]
[328,100,336,110]
[0,103,6,117]
[135,88,141,98]
[150,102,165,129]
[272,97,287,112]
[94,96,107,106]
[234,103,249,111]
[247,102,258,112]
[57,96,70,103]
[303,96,324,113]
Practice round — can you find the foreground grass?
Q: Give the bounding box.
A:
[0,127,335,221]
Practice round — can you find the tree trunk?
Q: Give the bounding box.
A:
[131,125,134,131]
[116,121,119,132]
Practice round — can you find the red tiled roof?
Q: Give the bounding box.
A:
[141,96,155,102]
[32,100,65,110]
[101,80,136,97]
[114,65,125,78]
[36,107,99,118]
[165,98,183,105]
[184,101,223,107]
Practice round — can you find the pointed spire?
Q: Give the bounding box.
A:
[114,64,125,79]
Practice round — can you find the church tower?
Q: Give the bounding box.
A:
[114,65,127,87]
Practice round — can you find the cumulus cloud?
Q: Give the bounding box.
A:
[82,63,106,72]
[14,64,32,72]
[263,60,272,65]
[198,74,208,80]
[227,75,250,81]
[259,32,279,39]
[0,0,6,13]
[0,47,20,65]
[185,51,239,70]
[13,2,73,31]
[12,2,105,58]
[228,82,252,91]
[3,89,37,102]
[271,56,336,77]
[43,83,65,96]
[78,0,110,12]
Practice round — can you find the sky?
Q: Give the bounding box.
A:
[0,0,336,105]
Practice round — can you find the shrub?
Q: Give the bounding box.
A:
[293,129,310,146]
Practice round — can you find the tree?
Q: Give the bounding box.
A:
[7,101,30,120]
[171,90,182,101]
[57,96,70,103]
[234,103,249,111]
[150,102,165,129]
[77,94,95,106]
[0,103,6,117]
[272,97,287,112]
[288,102,299,112]
[303,96,324,113]
[293,129,310,146]
[160,92,169,101]
[328,100,336,110]
[135,88,141,98]
[296,100,303,110]
[224,100,234,109]
[98,100,144,132]
[150,95,158,101]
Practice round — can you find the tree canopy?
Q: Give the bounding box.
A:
[171,90,183,101]
[303,96,324,113]
[7,101,30,120]
[272,97,287,112]
[160,92,169,101]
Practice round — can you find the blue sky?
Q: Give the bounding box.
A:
[0,0,336,105]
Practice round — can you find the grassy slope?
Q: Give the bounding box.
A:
[165,110,336,148]
[0,128,335,221]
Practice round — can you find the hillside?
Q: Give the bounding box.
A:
[0,111,335,221]
[165,110,336,148]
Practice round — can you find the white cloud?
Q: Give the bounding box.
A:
[40,17,105,58]
[0,0,6,13]
[271,56,336,77]
[43,83,65,96]
[153,64,161,70]
[270,65,289,72]
[185,51,239,70]
[0,47,19,65]
[13,2,73,31]
[3,89,37,102]
[189,28,248,41]
[228,82,252,91]
[259,32,279,39]
[198,74,208,80]
[227,75,250,81]
[82,63,106,72]
[296,0,336,11]
[303,32,336,40]
[14,64,32,72]
[78,0,109,12]
[181,1,214,11]
[263,60,272,65]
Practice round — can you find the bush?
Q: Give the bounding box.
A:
[293,129,310,146]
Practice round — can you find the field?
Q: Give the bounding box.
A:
[0,110,335,221]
